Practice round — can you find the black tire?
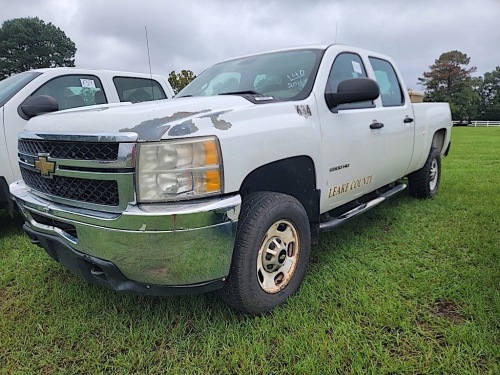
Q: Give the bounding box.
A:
[220,192,311,315]
[408,147,441,198]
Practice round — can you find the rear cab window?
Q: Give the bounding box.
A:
[368,57,404,106]
[30,74,107,110]
[113,77,167,102]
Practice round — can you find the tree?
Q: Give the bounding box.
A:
[418,50,480,120]
[0,17,76,79]
[168,69,196,94]
[479,67,500,120]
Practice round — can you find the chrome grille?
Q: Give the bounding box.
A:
[19,140,119,160]
[21,168,119,206]
[17,132,136,211]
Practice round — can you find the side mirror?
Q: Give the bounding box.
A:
[19,95,59,119]
[325,78,380,109]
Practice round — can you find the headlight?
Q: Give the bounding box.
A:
[136,136,223,202]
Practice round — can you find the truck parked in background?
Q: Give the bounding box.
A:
[0,68,174,215]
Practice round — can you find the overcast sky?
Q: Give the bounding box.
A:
[1,0,499,90]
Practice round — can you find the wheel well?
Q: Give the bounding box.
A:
[239,156,320,223]
[432,129,447,154]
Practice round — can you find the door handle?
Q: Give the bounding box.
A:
[404,117,414,123]
[370,122,384,129]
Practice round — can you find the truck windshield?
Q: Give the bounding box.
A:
[0,71,41,107]
[177,48,324,101]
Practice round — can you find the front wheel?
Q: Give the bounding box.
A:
[408,147,442,198]
[220,192,311,315]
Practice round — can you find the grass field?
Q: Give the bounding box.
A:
[0,127,498,374]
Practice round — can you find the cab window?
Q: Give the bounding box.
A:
[0,71,41,107]
[369,57,404,106]
[177,49,322,101]
[113,77,167,102]
[204,72,241,96]
[326,53,372,110]
[31,75,107,110]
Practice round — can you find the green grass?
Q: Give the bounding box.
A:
[1,127,499,374]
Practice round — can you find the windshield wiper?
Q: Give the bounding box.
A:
[219,90,279,103]
[218,90,262,96]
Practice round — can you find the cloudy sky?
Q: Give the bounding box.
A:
[1,0,499,90]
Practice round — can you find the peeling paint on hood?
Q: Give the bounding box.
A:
[167,120,199,136]
[120,110,209,140]
[24,96,257,141]
[200,110,233,130]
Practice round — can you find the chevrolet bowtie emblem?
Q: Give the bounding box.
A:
[35,156,56,176]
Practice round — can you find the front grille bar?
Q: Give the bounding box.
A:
[21,168,120,206]
[19,140,119,161]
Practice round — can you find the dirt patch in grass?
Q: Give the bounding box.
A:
[432,300,465,324]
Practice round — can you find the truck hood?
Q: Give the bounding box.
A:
[25,96,261,141]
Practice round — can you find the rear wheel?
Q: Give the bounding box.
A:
[220,192,311,315]
[409,147,441,198]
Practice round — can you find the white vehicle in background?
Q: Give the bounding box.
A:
[0,68,174,215]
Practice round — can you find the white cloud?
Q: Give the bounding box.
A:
[1,0,499,88]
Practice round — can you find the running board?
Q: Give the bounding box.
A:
[319,183,407,232]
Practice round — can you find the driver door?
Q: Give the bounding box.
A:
[318,52,386,212]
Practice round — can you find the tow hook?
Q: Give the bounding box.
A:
[90,265,105,277]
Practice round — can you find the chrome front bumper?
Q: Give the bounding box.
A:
[10,181,241,291]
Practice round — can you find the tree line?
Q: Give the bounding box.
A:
[1,17,498,120]
[418,51,499,121]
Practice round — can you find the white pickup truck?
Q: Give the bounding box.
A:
[0,68,174,215]
[10,45,451,315]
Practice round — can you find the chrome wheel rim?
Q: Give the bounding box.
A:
[257,219,299,294]
[429,158,439,191]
